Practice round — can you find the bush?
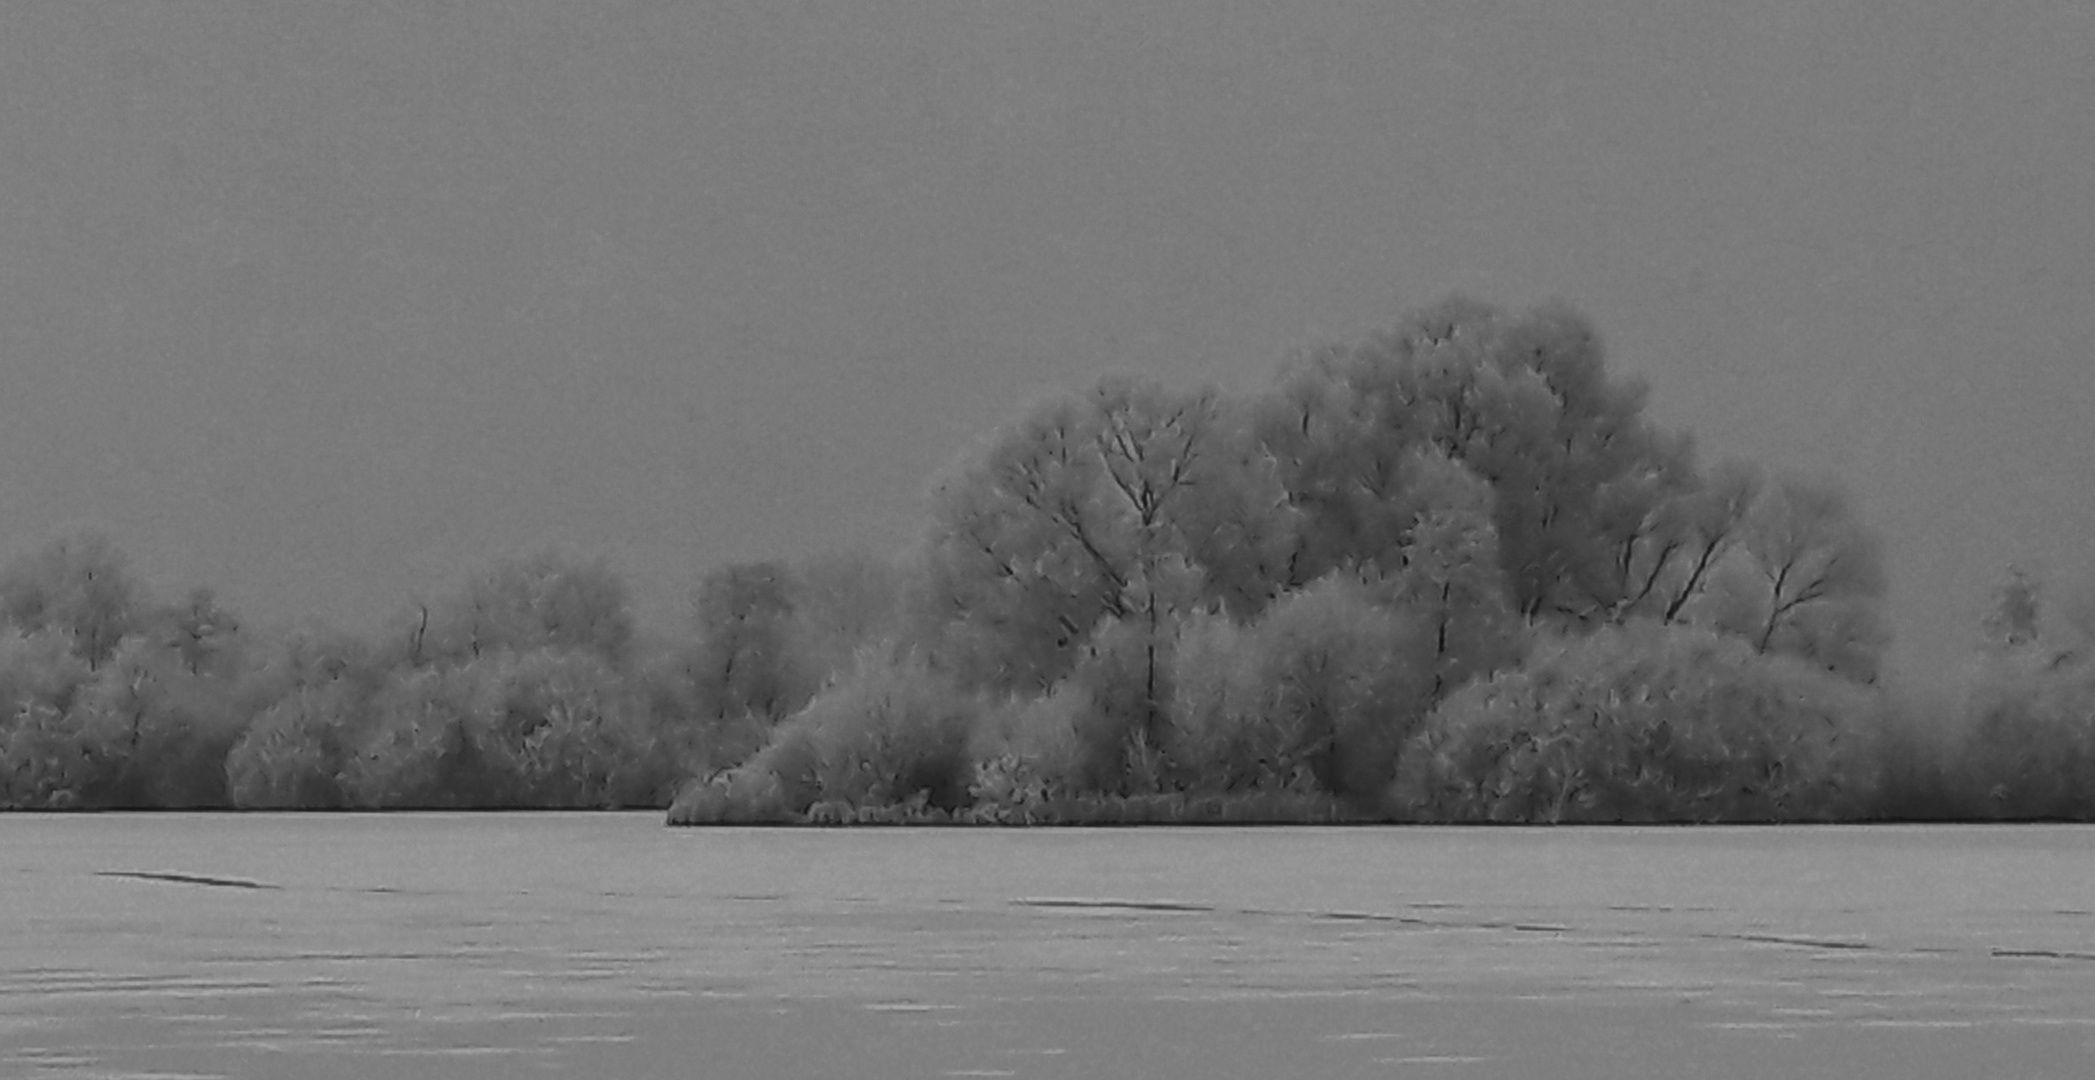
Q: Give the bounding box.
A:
[343,648,661,808]
[806,667,979,810]
[1392,622,1881,823]
[1016,790,1356,825]
[0,630,98,808]
[480,649,665,806]
[21,635,247,809]
[1168,577,1433,803]
[1868,685,1973,820]
[224,680,365,809]
[1952,658,2095,819]
[963,751,1056,822]
[634,644,773,785]
[340,663,500,806]
[973,680,1113,800]
[1055,619,1175,796]
[665,765,797,824]
[669,658,984,822]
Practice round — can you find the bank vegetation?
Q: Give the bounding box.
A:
[2,299,2085,823]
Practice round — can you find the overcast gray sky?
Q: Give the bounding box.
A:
[2,2,2089,688]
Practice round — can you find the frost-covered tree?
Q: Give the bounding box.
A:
[0,531,145,670]
[690,560,812,725]
[41,636,245,808]
[225,678,365,808]
[144,587,245,678]
[343,648,661,808]
[1254,298,1684,623]
[224,626,385,808]
[1934,567,2095,820]
[342,662,497,807]
[0,629,94,808]
[423,552,636,669]
[478,649,661,806]
[1381,448,1521,698]
[783,550,912,677]
[1699,474,1889,681]
[1595,457,1763,624]
[921,375,1296,698]
[1956,659,2095,820]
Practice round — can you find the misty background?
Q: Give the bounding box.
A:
[2,2,2090,690]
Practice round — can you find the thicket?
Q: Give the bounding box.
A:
[3,297,2089,821]
[1391,624,1881,823]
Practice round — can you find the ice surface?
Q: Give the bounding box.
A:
[3,815,2092,1078]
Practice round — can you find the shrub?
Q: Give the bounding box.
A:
[478,648,662,806]
[1022,789,1356,825]
[1,702,85,809]
[670,658,984,822]
[343,648,660,808]
[796,660,981,810]
[1057,619,1175,795]
[32,636,247,809]
[665,765,796,824]
[1168,577,1434,803]
[224,679,366,809]
[1953,658,2095,819]
[1392,621,1880,822]
[1867,685,1973,820]
[341,663,500,807]
[634,645,773,786]
[964,751,1056,822]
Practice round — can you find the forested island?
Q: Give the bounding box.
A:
[2,298,2085,824]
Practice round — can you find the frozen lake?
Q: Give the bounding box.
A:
[4,815,2093,1078]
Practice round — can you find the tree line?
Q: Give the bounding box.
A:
[678,296,1905,823]
[3,296,2087,821]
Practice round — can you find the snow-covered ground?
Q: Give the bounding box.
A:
[5,815,2091,1078]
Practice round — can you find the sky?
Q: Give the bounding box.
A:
[1,2,2090,689]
